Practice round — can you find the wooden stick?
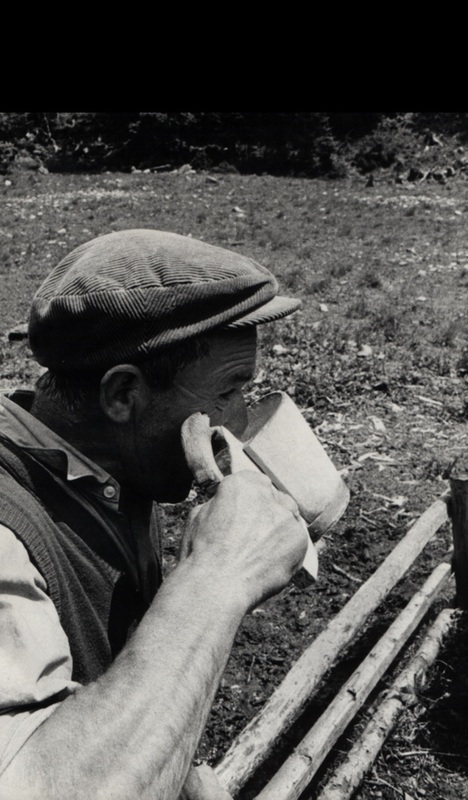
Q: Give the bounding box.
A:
[449,458,468,609]
[315,606,459,800]
[254,562,453,800]
[214,494,449,796]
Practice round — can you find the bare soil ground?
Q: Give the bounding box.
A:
[1,169,468,799]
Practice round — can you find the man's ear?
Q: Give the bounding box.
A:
[99,365,151,423]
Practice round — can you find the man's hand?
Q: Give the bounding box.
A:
[180,764,233,799]
[1,477,305,800]
[182,471,308,611]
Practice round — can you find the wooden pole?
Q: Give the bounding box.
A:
[254,562,453,800]
[315,606,459,800]
[214,495,449,796]
[449,458,468,609]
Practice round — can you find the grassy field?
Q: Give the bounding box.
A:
[1,167,468,799]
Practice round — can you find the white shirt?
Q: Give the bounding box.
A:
[0,525,79,775]
[0,391,145,776]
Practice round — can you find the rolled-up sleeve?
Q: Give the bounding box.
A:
[0,524,80,775]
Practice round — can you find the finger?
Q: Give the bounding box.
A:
[181,764,233,799]
[179,533,192,560]
[234,471,301,519]
[187,504,204,522]
[270,485,301,519]
[180,505,203,559]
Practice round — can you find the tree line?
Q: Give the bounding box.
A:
[1,112,467,177]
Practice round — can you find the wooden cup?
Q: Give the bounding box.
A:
[239,391,350,540]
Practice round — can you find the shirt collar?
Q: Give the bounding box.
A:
[0,391,120,503]
[0,391,162,598]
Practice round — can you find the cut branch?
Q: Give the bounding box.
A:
[254,562,453,800]
[214,495,449,796]
[315,606,459,800]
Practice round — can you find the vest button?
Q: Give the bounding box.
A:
[103,484,116,499]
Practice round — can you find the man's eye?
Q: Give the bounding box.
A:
[219,389,236,401]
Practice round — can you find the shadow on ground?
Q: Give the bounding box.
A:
[418,610,468,778]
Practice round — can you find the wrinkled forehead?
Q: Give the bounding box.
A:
[179,328,258,386]
[207,326,257,364]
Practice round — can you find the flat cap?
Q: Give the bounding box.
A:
[28,229,301,372]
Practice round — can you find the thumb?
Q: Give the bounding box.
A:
[179,504,203,560]
[180,764,233,799]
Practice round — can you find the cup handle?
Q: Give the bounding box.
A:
[181,412,318,581]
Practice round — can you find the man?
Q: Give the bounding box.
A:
[0,229,308,799]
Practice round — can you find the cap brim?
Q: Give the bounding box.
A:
[225,295,302,329]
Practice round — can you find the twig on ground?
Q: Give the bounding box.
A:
[331,564,363,584]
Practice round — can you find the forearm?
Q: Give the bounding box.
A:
[0,557,246,800]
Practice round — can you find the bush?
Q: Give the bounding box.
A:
[349,113,426,174]
[0,113,55,173]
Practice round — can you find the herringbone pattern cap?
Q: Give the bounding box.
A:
[29,229,301,371]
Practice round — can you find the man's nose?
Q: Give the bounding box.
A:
[219,391,249,438]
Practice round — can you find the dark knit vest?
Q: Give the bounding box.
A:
[0,435,161,686]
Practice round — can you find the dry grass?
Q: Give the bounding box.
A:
[2,168,468,799]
